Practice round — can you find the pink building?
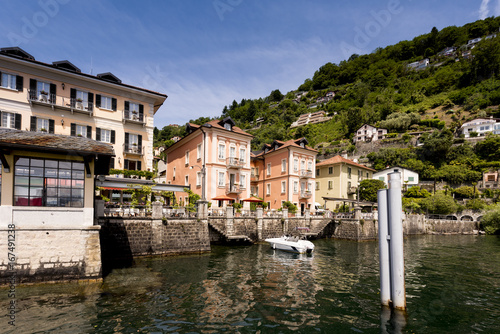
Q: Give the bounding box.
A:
[165,117,253,207]
[250,138,317,214]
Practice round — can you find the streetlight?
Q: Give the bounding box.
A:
[190,165,206,201]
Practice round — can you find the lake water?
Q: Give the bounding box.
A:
[1,235,500,333]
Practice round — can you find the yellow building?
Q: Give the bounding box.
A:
[0,46,167,176]
[315,155,375,211]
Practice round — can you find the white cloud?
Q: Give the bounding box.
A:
[479,0,491,19]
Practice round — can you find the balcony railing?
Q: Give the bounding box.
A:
[123,144,144,155]
[27,90,93,115]
[347,186,357,195]
[227,184,242,194]
[250,174,259,182]
[123,110,145,124]
[227,157,244,169]
[299,191,312,199]
[299,170,313,178]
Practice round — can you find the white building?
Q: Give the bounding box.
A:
[353,124,387,143]
[459,118,499,138]
[373,166,419,190]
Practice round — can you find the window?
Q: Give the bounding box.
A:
[316,169,320,177]
[251,186,256,195]
[281,181,286,193]
[348,167,352,179]
[239,148,246,163]
[229,145,236,158]
[301,160,305,171]
[294,181,298,193]
[71,89,93,111]
[100,96,113,110]
[37,118,50,132]
[76,125,88,137]
[329,167,333,174]
[1,72,16,90]
[123,159,141,171]
[328,180,333,189]
[96,128,114,144]
[293,159,298,172]
[196,172,201,186]
[173,167,176,180]
[218,172,225,187]
[267,163,271,176]
[224,123,232,131]
[14,157,85,207]
[1,112,16,129]
[218,143,225,160]
[266,183,271,195]
[408,176,414,182]
[185,150,190,165]
[240,174,246,188]
[185,175,189,186]
[197,144,202,160]
[315,182,319,191]
[281,159,287,172]
[379,177,385,181]
[307,161,312,171]
[37,81,50,97]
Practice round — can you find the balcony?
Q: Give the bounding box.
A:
[123,110,145,125]
[227,157,244,169]
[347,186,357,195]
[251,174,259,182]
[123,144,144,156]
[27,90,93,116]
[227,184,242,194]
[299,170,313,178]
[299,191,312,199]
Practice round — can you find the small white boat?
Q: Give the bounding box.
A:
[265,236,315,254]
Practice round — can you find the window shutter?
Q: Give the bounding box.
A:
[138,134,142,147]
[124,101,130,119]
[111,98,117,111]
[139,104,144,122]
[70,88,76,107]
[14,114,21,130]
[111,130,115,144]
[30,116,37,131]
[124,132,129,145]
[137,160,142,171]
[88,92,94,111]
[16,75,23,91]
[49,119,55,133]
[95,94,101,108]
[96,127,101,141]
[70,123,76,136]
[109,158,115,170]
[29,78,37,98]
[86,125,92,139]
[124,159,129,170]
[49,83,56,103]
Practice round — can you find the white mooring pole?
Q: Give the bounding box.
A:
[377,189,391,307]
[387,171,406,310]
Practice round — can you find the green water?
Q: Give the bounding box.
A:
[1,235,500,333]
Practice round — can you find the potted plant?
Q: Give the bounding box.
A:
[40,128,47,132]
[75,98,83,109]
[39,90,48,102]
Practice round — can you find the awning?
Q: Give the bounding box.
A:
[212,194,234,201]
[101,186,126,190]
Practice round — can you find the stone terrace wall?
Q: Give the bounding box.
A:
[98,218,210,273]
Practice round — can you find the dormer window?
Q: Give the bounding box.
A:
[274,145,279,150]
[300,142,305,148]
[224,123,232,131]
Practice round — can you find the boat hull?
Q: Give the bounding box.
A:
[265,237,315,254]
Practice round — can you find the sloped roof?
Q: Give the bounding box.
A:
[252,138,317,157]
[0,129,114,156]
[316,155,375,171]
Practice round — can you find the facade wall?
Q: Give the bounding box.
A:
[0,56,165,175]
[373,168,419,188]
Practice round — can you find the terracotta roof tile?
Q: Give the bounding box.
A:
[316,155,375,171]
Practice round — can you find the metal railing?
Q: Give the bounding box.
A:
[123,143,144,155]
[299,191,312,199]
[226,184,242,194]
[227,157,244,168]
[123,110,145,123]
[299,170,313,178]
[27,90,93,114]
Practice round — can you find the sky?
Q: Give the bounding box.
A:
[0,0,497,128]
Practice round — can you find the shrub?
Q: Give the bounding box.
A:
[481,204,500,234]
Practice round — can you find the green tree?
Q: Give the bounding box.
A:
[281,201,297,214]
[418,129,454,164]
[480,203,500,234]
[358,179,386,202]
[475,134,500,161]
[420,192,458,215]
[269,89,284,102]
[405,186,431,198]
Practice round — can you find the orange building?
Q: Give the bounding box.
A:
[165,117,253,207]
[250,138,317,213]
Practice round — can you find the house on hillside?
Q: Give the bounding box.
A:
[407,58,430,70]
[315,155,375,211]
[251,138,317,214]
[373,166,419,190]
[458,118,499,138]
[478,169,500,189]
[353,124,387,143]
[290,111,332,128]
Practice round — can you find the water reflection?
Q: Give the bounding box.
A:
[0,236,499,333]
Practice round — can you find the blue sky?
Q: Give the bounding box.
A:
[0,0,497,128]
